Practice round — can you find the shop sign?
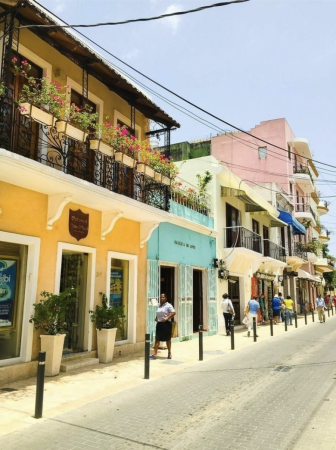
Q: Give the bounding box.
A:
[110,268,123,307]
[174,240,196,250]
[69,209,89,241]
[0,259,17,328]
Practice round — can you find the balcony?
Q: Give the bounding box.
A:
[263,239,286,262]
[224,226,262,253]
[170,178,214,228]
[314,257,334,273]
[319,230,331,243]
[317,200,329,216]
[0,102,171,212]
[286,243,308,270]
[294,203,316,226]
[292,166,314,193]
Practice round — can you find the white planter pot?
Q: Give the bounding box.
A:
[137,163,155,178]
[115,152,136,168]
[56,120,88,142]
[89,139,114,157]
[20,103,54,126]
[154,172,171,186]
[40,334,65,377]
[97,328,117,363]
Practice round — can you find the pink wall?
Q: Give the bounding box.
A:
[211,118,298,196]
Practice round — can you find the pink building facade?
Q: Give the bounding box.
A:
[211,118,330,311]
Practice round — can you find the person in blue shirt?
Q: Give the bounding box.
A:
[247,296,260,337]
[272,295,281,324]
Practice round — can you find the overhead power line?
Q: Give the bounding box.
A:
[20,1,249,29]
[32,1,336,173]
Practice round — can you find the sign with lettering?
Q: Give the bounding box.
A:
[0,259,17,328]
[174,240,196,250]
[69,209,89,241]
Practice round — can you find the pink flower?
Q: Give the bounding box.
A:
[121,128,128,136]
[129,145,134,151]
[12,57,17,62]
[66,84,70,88]
[19,105,27,112]
[130,135,136,141]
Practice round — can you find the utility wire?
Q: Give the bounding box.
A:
[32,0,336,172]
[20,1,249,29]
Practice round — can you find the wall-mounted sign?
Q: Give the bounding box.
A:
[0,259,17,328]
[174,240,196,250]
[69,209,89,241]
[110,268,123,307]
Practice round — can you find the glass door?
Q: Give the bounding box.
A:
[60,251,88,353]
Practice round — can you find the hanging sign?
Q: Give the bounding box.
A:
[0,259,17,328]
[69,209,89,241]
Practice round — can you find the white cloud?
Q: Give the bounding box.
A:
[162,4,182,34]
[121,48,140,61]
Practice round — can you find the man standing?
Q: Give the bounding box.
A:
[247,296,260,337]
[316,295,326,323]
[272,294,281,324]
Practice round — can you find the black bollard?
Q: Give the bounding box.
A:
[144,333,150,380]
[284,312,288,332]
[312,309,315,323]
[35,351,46,419]
[253,317,257,342]
[328,308,330,318]
[199,325,203,361]
[332,305,334,316]
[270,317,273,336]
[294,311,298,328]
[304,310,307,325]
[230,319,235,350]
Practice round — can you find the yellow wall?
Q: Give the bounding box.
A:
[19,28,148,139]
[0,181,147,359]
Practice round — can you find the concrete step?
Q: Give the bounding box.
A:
[60,357,99,373]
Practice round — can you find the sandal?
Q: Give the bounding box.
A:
[168,353,172,359]
[150,355,157,360]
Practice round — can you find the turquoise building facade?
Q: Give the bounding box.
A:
[147,222,217,343]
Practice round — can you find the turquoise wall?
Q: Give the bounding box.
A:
[147,223,216,268]
[170,201,214,229]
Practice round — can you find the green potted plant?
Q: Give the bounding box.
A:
[29,288,76,376]
[89,293,125,363]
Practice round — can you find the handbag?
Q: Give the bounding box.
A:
[242,315,248,325]
[244,302,250,316]
[227,301,234,315]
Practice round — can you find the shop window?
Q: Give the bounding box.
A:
[110,258,129,341]
[0,242,27,360]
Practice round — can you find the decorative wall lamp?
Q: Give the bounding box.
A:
[216,259,230,280]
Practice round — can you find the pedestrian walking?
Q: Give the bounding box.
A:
[325,295,331,310]
[278,292,285,323]
[246,296,260,337]
[315,295,326,323]
[259,293,267,324]
[284,295,294,325]
[221,293,235,336]
[272,294,281,324]
[151,293,176,360]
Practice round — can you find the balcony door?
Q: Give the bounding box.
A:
[10,55,43,159]
[252,219,260,253]
[226,203,240,247]
[263,225,269,256]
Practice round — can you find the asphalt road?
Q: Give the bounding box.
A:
[1,318,336,450]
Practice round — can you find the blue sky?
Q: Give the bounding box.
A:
[40,0,336,250]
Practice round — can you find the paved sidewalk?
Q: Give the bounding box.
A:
[0,312,325,438]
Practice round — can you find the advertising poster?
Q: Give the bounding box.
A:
[110,268,123,307]
[0,259,17,328]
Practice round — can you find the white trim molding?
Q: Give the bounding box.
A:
[140,222,159,249]
[0,231,40,366]
[54,242,96,352]
[47,193,72,230]
[101,211,123,241]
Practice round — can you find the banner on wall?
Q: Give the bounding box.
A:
[110,268,123,307]
[0,259,17,328]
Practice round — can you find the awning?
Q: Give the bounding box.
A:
[278,210,306,235]
[221,187,266,212]
[250,211,288,227]
[297,269,317,281]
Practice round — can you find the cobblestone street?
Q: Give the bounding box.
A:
[2,318,336,450]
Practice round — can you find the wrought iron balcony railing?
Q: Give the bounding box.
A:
[290,243,308,261]
[327,258,335,268]
[263,239,286,262]
[293,165,314,184]
[0,101,170,211]
[294,203,312,213]
[224,226,262,253]
[171,177,211,217]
